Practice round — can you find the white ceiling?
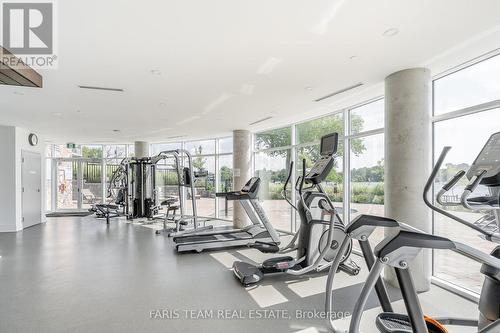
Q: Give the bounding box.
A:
[2,0,500,143]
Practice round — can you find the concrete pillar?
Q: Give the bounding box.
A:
[384,68,432,292]
[233,130,252,228]
[134,141,149,158]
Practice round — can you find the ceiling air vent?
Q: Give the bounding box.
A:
[78,85,124,92]
[314,83,363,102]
[249,116,273,125]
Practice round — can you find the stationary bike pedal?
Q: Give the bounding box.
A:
[376,313,447,333]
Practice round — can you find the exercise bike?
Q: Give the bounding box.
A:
[232,133,360,286]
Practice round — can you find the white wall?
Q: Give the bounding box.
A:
[15,127,46,230]
[0,125,45,232]
[0,126,17,232]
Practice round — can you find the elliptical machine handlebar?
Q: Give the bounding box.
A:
[424,146,500,242]
[281,161,298,212]
[462,169,488,211]
[443,170,466,191]
[298,159,312,215]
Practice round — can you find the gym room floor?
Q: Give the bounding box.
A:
[0,217,477,333]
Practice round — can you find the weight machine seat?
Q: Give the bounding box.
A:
[96,204,119,210]
[160,197,178,206]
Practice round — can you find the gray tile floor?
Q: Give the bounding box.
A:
[0,217,478,333]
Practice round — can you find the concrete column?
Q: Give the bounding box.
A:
[384,68,432,292]
[134,141,149,158]
[233,130,252,228]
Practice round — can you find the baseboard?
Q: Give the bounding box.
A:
[0,224,20,233]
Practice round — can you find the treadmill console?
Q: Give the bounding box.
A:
[305,133,338,185]
[468,131,500,187]
[241,177,261,194]
[216,177,261,200]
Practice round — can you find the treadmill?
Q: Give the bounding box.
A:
[173,177,281,253]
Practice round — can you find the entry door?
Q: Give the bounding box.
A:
[80,159,103,210]
[55,159,103,211]
[55,159,79,210]
[22,151,42,228]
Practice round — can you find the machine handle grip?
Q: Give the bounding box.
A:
[283,161,294,193]
[465,170,487,192]
[443,170,465,191]
[318,199,336,214]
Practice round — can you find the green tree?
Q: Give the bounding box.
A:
[219,166,233,191]
[271,169,288,183]
[255,115,367,177]
[82,146,103,158]
[192,145,206,172]
[351,159,384,182]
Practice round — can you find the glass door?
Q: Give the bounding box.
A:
[55,159,79,210]
[80,159,103,210]
[55,159,104,211]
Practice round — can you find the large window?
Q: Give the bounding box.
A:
[150,138,232,220]
[254,146,292,231]
[255,127,291,150]
[46,140,233,219]
[189,154,216,218]
[434,54,500,115]
[433,108,500,293]
[349,133,384,246]
[295,113,345,223]
[432,54,500,294]
[218,154,233,220]
[253,99,385,233]
[296,113,344,144]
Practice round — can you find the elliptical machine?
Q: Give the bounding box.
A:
[348,132,500,333]
[232,133,360,286]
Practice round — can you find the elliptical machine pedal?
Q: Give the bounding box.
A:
[232,133,360,286]
[249,241,280,253]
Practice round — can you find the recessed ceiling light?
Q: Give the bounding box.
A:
[52,112,62,117]
[257,58,282,75]
[383,28,399,37]
[159,102,166,107]
[112,129,121,133]
[150,69,162,75]
[349,55,358,60]
[13,91,24,95]
[305,86,313,91]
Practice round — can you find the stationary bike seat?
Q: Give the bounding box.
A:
[376,313,448,333]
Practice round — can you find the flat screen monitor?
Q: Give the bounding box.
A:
[320,133,338,156]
